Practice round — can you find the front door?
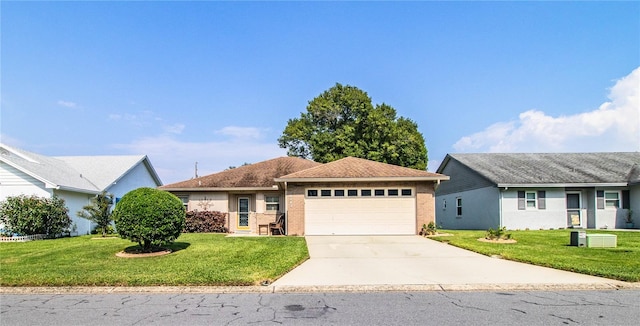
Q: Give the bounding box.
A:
[566,193,581,227]
[238,197,250,230]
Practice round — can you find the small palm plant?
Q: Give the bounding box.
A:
[78,191,114,237]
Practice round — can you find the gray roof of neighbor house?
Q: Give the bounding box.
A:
[160,157,322,190]
[0,143,162,193]
[276,156,449,182]
[437,152,640,186]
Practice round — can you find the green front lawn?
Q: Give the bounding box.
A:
[0,234,308,286]
[432,230,640,282]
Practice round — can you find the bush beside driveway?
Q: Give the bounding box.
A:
[0,234,308,286]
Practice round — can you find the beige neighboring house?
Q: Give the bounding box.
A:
[160,156,449,236]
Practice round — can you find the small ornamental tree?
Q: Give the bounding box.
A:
[112,188,186,252]
[0,195,72,237]
[77,191,114,237]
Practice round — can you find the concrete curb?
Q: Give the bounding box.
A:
[2,282,638,295]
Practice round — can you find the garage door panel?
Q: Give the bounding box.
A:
[305,198,415,235]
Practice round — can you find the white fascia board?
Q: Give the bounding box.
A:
[56,185,101,195]
[497,183,628,188]
[274,176,450,183]
[160,187,279,192]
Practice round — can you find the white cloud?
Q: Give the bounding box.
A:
[163,123,185,135]
[215,126,264,139]
[57,100,78,109]
[112,135,286,184]
[453,67,640,153]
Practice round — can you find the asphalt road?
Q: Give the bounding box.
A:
[2,290,639,325]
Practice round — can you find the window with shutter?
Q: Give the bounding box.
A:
[596,190,604,209]
[537,191,546,210]
[622,190,630,209]
[517,191,525,210]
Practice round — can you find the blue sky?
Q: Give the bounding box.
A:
[2,1,639,184]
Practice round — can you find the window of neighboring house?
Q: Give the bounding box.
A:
[526,192,537,208]
[321,189,332,197]
[605,191,620,208]
[178,196,189,210]
[456,197,462,216]
[265,196,279,211]
[361,189,372,197]
[307,189,318,197]
[374,189,385,196]
[347,189,358,197]
[401,189,412,196]
[334,189,345,197]
[388,189,399,196]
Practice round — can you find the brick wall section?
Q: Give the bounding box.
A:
[416,182,436,232]
[285,181,438,235]
[285,184,306,236]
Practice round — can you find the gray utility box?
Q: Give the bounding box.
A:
[570,231,587,247]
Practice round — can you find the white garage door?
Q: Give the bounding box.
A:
[305,194,416,235]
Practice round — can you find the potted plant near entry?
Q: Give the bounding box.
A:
[625,209,634,229]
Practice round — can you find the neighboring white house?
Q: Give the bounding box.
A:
[0,143,162,235]
[435,153,640,230]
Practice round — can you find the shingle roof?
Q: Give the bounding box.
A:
[440,152,640,185]
[160,157,322,189]
[56,155,158,190]
[277,156,448,180]
[0,143,161,193]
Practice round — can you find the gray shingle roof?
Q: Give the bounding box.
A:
[0,143,161,193]
[440,153,640,186]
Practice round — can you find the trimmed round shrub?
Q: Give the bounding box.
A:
[112,188,185,252]
[0,195,71,237]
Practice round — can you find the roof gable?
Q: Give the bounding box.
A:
[441,152,640,186]
[160,156,322,189]
[277,156,448,181]
[58,155,161,189]
[0,143,161,193]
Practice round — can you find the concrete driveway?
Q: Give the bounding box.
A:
[271,236,622,289]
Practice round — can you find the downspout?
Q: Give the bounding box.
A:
[499,187,505,228]
[283,181,288,236]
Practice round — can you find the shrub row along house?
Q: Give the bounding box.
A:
[160,156,450,236]
[0,143,162,235]
[435,153,640,230]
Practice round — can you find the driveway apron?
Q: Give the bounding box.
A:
[272,235,617,287]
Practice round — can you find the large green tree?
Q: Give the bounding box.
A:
[278,83,428,169]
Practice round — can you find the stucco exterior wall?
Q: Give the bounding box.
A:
[594,187,632,229]
[501,188,571,230]
[54,189,92,235]
[436,186,500,230]
[184,192,229,213]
